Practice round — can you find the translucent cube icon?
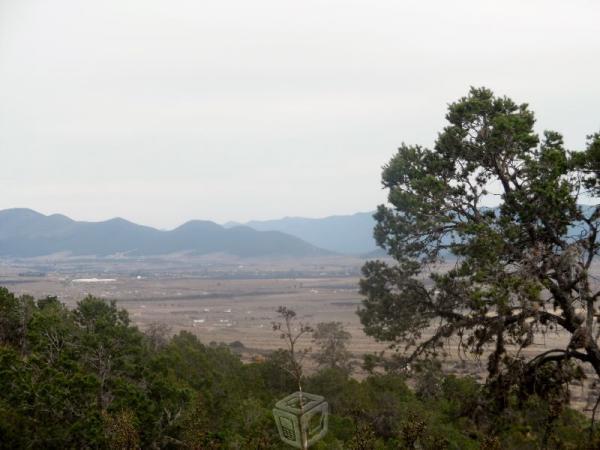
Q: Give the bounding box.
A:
[273,392,329,448]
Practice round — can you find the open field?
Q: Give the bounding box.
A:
[0,255,585,361]
[0,255,385,354]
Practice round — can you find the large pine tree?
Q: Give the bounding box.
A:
[359,87,600,405]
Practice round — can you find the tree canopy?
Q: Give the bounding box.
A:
[359,87,600,407]
[1,287,595,448]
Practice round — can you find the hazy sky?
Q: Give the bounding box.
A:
[1,0,599,228]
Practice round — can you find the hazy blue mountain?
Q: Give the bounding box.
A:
[227,212,378,255]
[227,206,598,256]
[0,209,328,258]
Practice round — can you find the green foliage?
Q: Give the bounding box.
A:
[0,288,597,448]
[359,87,600,420]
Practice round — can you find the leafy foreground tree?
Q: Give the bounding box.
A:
[359,88,600,423]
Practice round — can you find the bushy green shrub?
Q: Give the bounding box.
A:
[0,289,596,449]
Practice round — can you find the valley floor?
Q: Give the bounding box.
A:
[2,255,599,416]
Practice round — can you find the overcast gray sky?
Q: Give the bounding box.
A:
[1,0,599,228]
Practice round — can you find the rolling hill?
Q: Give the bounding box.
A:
[0,209,328,258]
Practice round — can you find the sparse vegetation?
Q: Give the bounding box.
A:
[312,321,353,373]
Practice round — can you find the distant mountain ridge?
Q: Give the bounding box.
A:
[226,212,378,255]
[0,209,327,258]
[226,206,599,256]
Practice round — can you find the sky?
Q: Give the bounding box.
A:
[0,0,599,229]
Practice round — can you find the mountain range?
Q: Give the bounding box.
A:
[226,212,378,254]
[0,209,333,258]
[4,206,594,259]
